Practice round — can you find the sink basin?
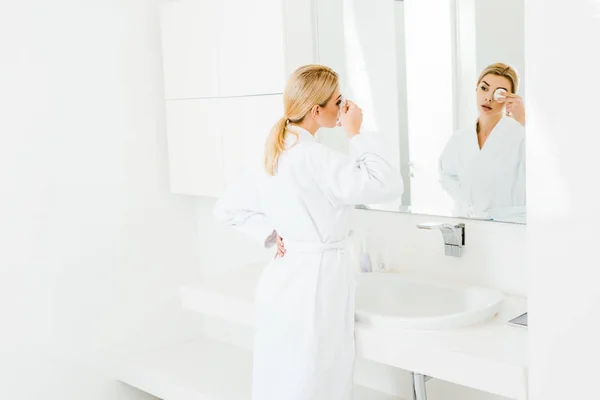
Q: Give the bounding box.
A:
[355,273,504,331]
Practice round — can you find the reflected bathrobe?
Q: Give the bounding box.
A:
[214,125,402,400]
[438,116,526,222]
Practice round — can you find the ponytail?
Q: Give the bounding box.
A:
[264,117,291,176]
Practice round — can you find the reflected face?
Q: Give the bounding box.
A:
[476,74,513,116]
[316,88,343,128]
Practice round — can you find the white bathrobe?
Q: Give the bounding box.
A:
[438,116,526,223]
[214,125,402,400]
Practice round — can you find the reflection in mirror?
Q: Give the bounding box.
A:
[439,63,525,223]
[315,0,526,223]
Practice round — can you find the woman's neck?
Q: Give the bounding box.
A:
[295,120,319,136]
[477,113,502,136]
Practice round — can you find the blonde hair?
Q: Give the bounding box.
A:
[477,62,519,94]
[264,64,339,176]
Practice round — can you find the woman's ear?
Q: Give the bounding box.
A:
[310,104,320,120]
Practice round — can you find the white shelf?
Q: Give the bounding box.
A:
[180,262,529,400]
[117,336,404,400]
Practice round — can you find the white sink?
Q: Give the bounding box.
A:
[355,273,504,331]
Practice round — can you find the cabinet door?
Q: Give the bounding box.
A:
[218,0,286,97]
[159,0,221,99]
[221,95,283,184]
[165,99,224,197]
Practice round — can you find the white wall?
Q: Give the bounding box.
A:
[352,211,526,296]
[526,0,600,399]
[0,1,204,398]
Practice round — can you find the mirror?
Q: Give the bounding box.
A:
[315,0,526,224]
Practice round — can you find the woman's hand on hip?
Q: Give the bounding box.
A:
[275,235,286,259]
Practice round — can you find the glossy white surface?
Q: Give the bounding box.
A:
[159,0,285,99]
[218,0,285,97]
[355,273,504,330]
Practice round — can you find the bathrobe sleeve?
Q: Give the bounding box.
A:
[213,170,277,249]
[310,133,404,206]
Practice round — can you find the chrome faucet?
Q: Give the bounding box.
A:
[417,222,465,257]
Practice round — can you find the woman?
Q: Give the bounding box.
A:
[438,62,526,222]
[213,65,402,399]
